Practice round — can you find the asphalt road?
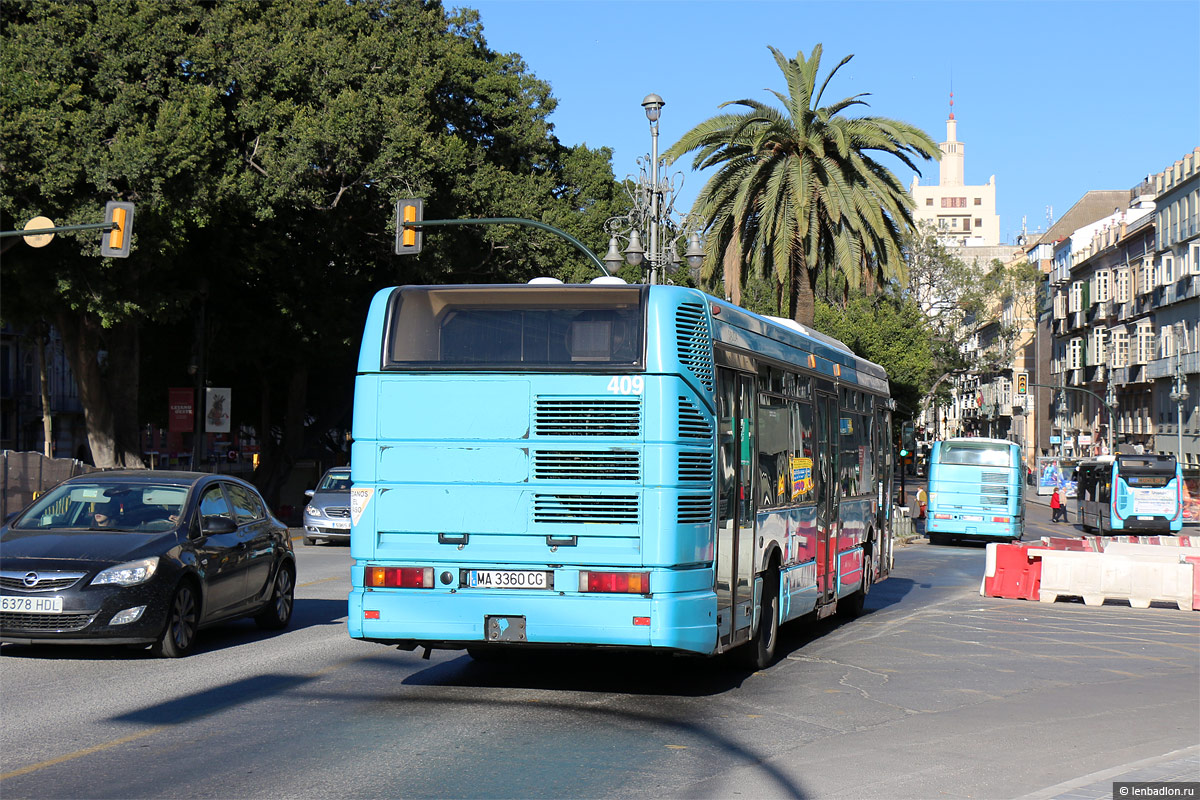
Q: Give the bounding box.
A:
[1,519,1197,800]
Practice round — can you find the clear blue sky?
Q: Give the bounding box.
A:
[458,0,1199,244]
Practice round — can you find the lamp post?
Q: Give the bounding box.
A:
[1169,357,1190,466]
[1104,382,1117,456]
[604,93,704,284]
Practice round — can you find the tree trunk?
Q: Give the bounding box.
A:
[791,261,817,327]
[55,311,145,468]
[722,231,742,306]
[35,325,52,457]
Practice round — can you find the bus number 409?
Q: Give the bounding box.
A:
[607,376,644,395]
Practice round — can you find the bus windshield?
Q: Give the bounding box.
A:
[384,285,645,370]
[936,442,1014,467]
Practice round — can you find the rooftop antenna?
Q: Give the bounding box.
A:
[1046,205,1054,226]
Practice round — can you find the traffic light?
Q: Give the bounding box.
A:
[100,201,134,258]
[394,199,423,255]
[1015,371,1029,397]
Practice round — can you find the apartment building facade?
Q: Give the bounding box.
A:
[1047,148,1199,473]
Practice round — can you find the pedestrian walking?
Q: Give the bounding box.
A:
[916,486,927,520]
[1050,488,1064,522]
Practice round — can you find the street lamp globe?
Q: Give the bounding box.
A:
[624,229,645,267]
[685,231,705,269]
[603,235,625,273]
[641,93,664,122]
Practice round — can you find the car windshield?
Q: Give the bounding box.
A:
[10,482,189,533]
[318,472,350,492]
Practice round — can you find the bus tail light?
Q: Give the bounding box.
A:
[933,513,952,520]
[992,516,1011,523]
[633,616,651,626]
[366,566,435,588]
[579,571,650,594]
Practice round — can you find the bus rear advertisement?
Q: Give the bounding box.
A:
[347,281,896,668]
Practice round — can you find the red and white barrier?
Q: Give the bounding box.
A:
[980,537,1200,610]
[980,543,1042,601]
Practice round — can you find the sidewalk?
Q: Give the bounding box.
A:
[1019,744,1199,800]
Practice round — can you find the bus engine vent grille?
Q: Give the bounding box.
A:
[535,398,641,437]
[676,303,715,392]
[678,495,713,524]
[679,452,714,482]
[533,494,639,524]
[679,396,714,440]
[534,450,640,482]
[980,472,1010,506]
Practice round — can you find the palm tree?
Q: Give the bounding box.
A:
[665,44,939,325]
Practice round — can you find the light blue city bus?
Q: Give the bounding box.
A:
[347,280,895,668]
[1075,454,1184,534]
[926,438,1024,545]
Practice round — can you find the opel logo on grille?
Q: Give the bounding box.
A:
[23,572,40,587]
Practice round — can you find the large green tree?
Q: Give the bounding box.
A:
[664,44,939,325]
[2,1,624,492]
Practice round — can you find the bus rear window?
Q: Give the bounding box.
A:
[937,443,1013,467]
[383,286,646,370]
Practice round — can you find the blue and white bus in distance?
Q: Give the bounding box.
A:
[1075,454,1184,534]
[347,280,896,668]
[926,438,1023,545]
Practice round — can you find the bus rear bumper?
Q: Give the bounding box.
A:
[926,515,1021,541]
[348,588,717,655]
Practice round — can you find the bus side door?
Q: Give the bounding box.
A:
[816,391,840,607]
[716,368,756,648]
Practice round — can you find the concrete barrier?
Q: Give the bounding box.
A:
[1033,548,1194,611]
[1104,542,1200,560]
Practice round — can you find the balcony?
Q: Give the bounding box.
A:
[1146,351,1200,380]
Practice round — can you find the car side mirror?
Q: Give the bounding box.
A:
[304,489,314,498]
[200,515,238,535]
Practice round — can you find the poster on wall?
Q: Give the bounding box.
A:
[168,388,193,432]
[205,387,231,434]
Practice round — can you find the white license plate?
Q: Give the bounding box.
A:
[1137,515,1155,520]
[0,595,64,614]
[328,519,350,529]
[963,515,984,522]
[468,570,551,590]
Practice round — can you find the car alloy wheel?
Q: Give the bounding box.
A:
[255,565,294,630]
[154,582,198,658]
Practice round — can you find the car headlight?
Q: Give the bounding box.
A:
[305,505,323,518]
[91,557,160,587]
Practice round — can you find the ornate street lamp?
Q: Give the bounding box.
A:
[603,93,704,285]
[1104,382,1117,455]
[1169,358,1190,466]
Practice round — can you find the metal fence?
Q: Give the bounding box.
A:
[1,451,97,520]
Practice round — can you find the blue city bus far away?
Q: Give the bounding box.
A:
[926,438,1024,544]
[347,280,896,668]
[1075,454,1184,534]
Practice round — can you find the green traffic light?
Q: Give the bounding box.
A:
[899,449,908,457]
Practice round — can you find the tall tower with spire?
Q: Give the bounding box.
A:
[909,92,1001,247]
[939,92,964,186]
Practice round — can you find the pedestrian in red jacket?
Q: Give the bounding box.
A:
[1050,488,1064,522]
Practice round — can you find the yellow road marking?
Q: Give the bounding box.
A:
[0,655,369,782]
[298,576,343,588]
[1,727,167,781]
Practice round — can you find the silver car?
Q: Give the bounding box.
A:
[302,467,351,545]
